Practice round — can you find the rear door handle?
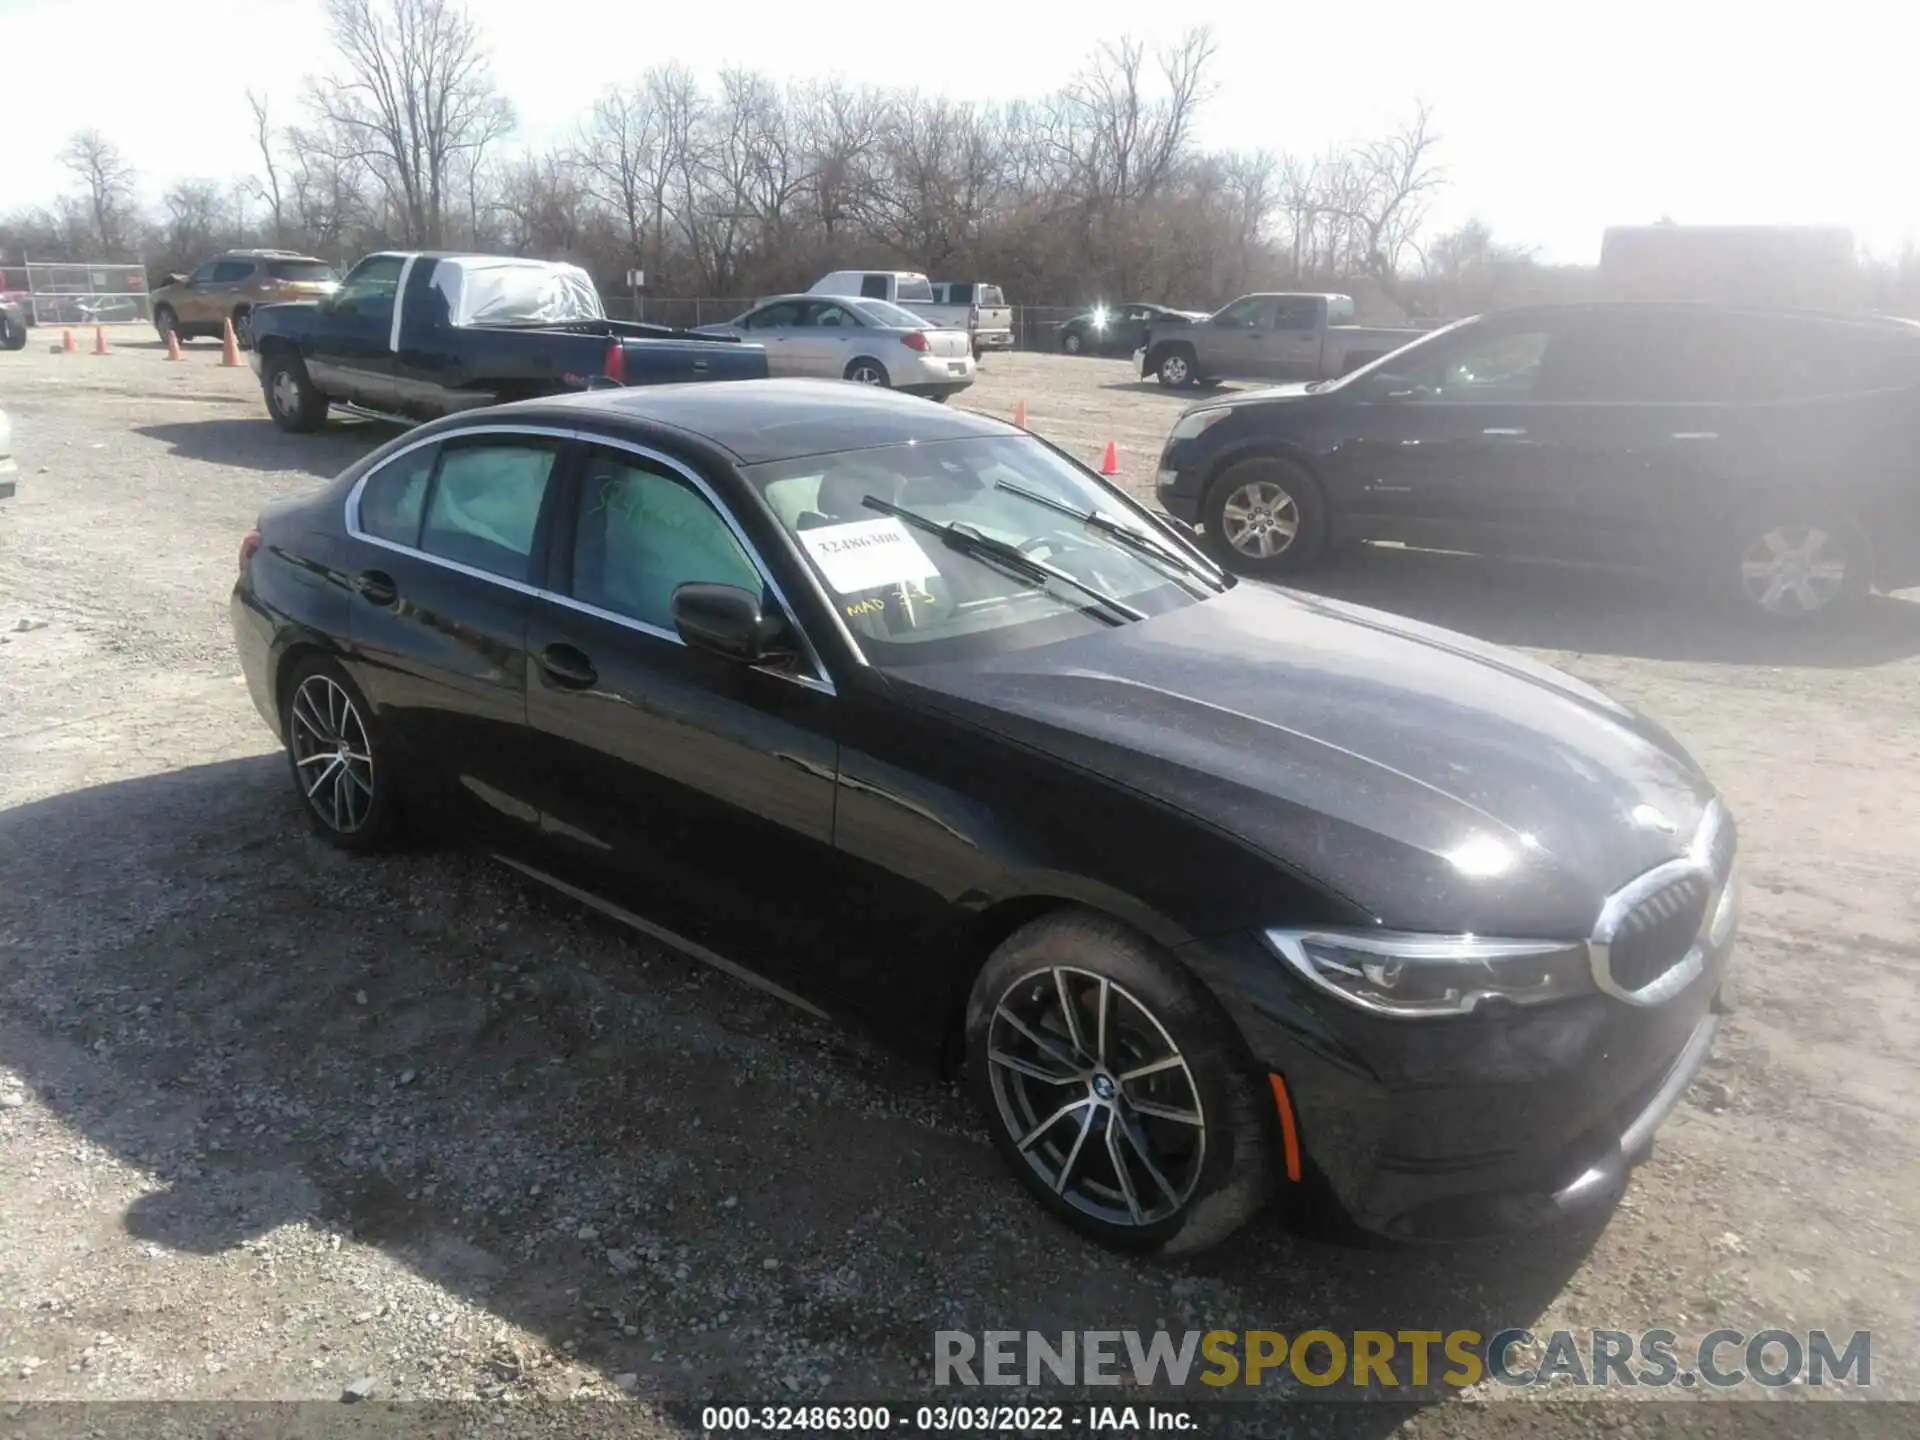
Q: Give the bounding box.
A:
[537,642,598,689]
[354,569,397,606]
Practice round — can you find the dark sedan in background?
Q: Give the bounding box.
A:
[1057,302,1208,356]
[232,379,1737,1252]
[1155,300,1920,621]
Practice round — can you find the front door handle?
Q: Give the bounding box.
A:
[354,569,397,606]
[537,642,598,689]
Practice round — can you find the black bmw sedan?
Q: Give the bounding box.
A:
[232,378,1738,1253]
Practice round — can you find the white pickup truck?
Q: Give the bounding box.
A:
[809,271,1014,358]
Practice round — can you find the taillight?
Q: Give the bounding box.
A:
[603,340,626,384]
[968,304,980,332]
[239,526,262,575]
[901,330,929,353]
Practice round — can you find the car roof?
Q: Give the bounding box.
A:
[510,378,1016,465]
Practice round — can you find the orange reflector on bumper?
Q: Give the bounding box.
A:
[1268,1073,1303,1183]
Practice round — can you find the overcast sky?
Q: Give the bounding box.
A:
[3,0,1910,264]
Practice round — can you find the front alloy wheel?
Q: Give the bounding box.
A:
[966,910,1281,1255]
[1157,351,1192,387]
[1737,523,1858,618]
[1219,479,1300,561]
[987,967,1206,1229]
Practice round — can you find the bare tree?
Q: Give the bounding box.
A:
[58,130,139,255]
[307,0,515,246]
[246,92,288,244]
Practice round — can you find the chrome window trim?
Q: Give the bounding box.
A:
[1586,798,1730,1007]
[342,423,837,694]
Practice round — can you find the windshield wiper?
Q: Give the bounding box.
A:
[991,478,1223,592]
[862,496,1145,624]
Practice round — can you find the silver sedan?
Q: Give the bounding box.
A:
[696,295,975,400]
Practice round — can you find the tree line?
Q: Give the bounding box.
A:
[7,0,1916,319]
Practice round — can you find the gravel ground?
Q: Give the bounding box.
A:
[2,332,1917,1436]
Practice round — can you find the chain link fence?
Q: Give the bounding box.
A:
[4,261,152,326]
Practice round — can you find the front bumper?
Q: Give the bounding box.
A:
[1178,927,1735,1240]
[1153,440,1208,524]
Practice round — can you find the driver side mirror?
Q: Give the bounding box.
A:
[671,583,796,665]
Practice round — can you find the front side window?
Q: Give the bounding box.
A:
[744,435,1219,666]
[570,449,763,633]
[1409,328,1551,400]
[357,444,437,545]
[212,260,258,283]
[895,275,935,303]
[332,255,406,322]
[418,438,558,581]
[745,300,804,329]
[187,262,220,286]
[1213,296,1275,328]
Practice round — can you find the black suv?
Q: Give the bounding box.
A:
[1154,303,1920,621]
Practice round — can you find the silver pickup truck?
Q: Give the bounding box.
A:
[1139,292,1424,388]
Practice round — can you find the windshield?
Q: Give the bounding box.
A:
[849,297,931,329]
[743,435,1222,666]
[437,260,605,326]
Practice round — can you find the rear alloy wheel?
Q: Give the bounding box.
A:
[966,911,1279,1255]
[844,358,890,387]
[1732,514,1869,621]
[1063,331,1084,355]
[1201,457,1328,577]
[283,659,401,852]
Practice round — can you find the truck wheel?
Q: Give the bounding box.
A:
[1062,331,1084,355]
[1201,457,1328,577]
[1155,346,1198,388]
[262,352,330,433]
[844,358,890,387]
[0,312,26,351]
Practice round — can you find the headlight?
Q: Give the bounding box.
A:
[1263,928,1593,1018]
[1168,408,1232,442]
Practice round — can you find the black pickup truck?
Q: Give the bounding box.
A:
[249,251,767,432]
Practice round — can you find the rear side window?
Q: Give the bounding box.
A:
[896,275,935,303]
[859,274,890,300]
[1271,297,1321,330]
[211,260,256,283]
[419,438,559,582]
[357,444,437,546]
[268,260,337,283]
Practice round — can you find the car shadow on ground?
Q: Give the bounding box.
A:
[0,755,1602,1428]
[135,417,402,482]
[1282,543,1920,668]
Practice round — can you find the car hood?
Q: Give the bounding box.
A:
[893,584,1715,936]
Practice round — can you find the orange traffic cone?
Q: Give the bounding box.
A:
[93,324,110,356]
[1012,398,1028,429]
[164,328,184,361]
[220,318,242,367]
[1100,440,1119,476]
[61,329,77,354]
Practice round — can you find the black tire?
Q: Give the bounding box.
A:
[844,357,890,387]
[1154,345,1199,388]
[1200,456,1329,577]
[152,304,178,342]
[1725,506,1871,623]
[965,909,1280,1256]
[262,350,330,433]
[1062,330,1084,355]
[281,655,403,853]
[231,306,254,351]
[0,311,25,351]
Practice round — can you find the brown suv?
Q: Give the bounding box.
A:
[150,250,338,349]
